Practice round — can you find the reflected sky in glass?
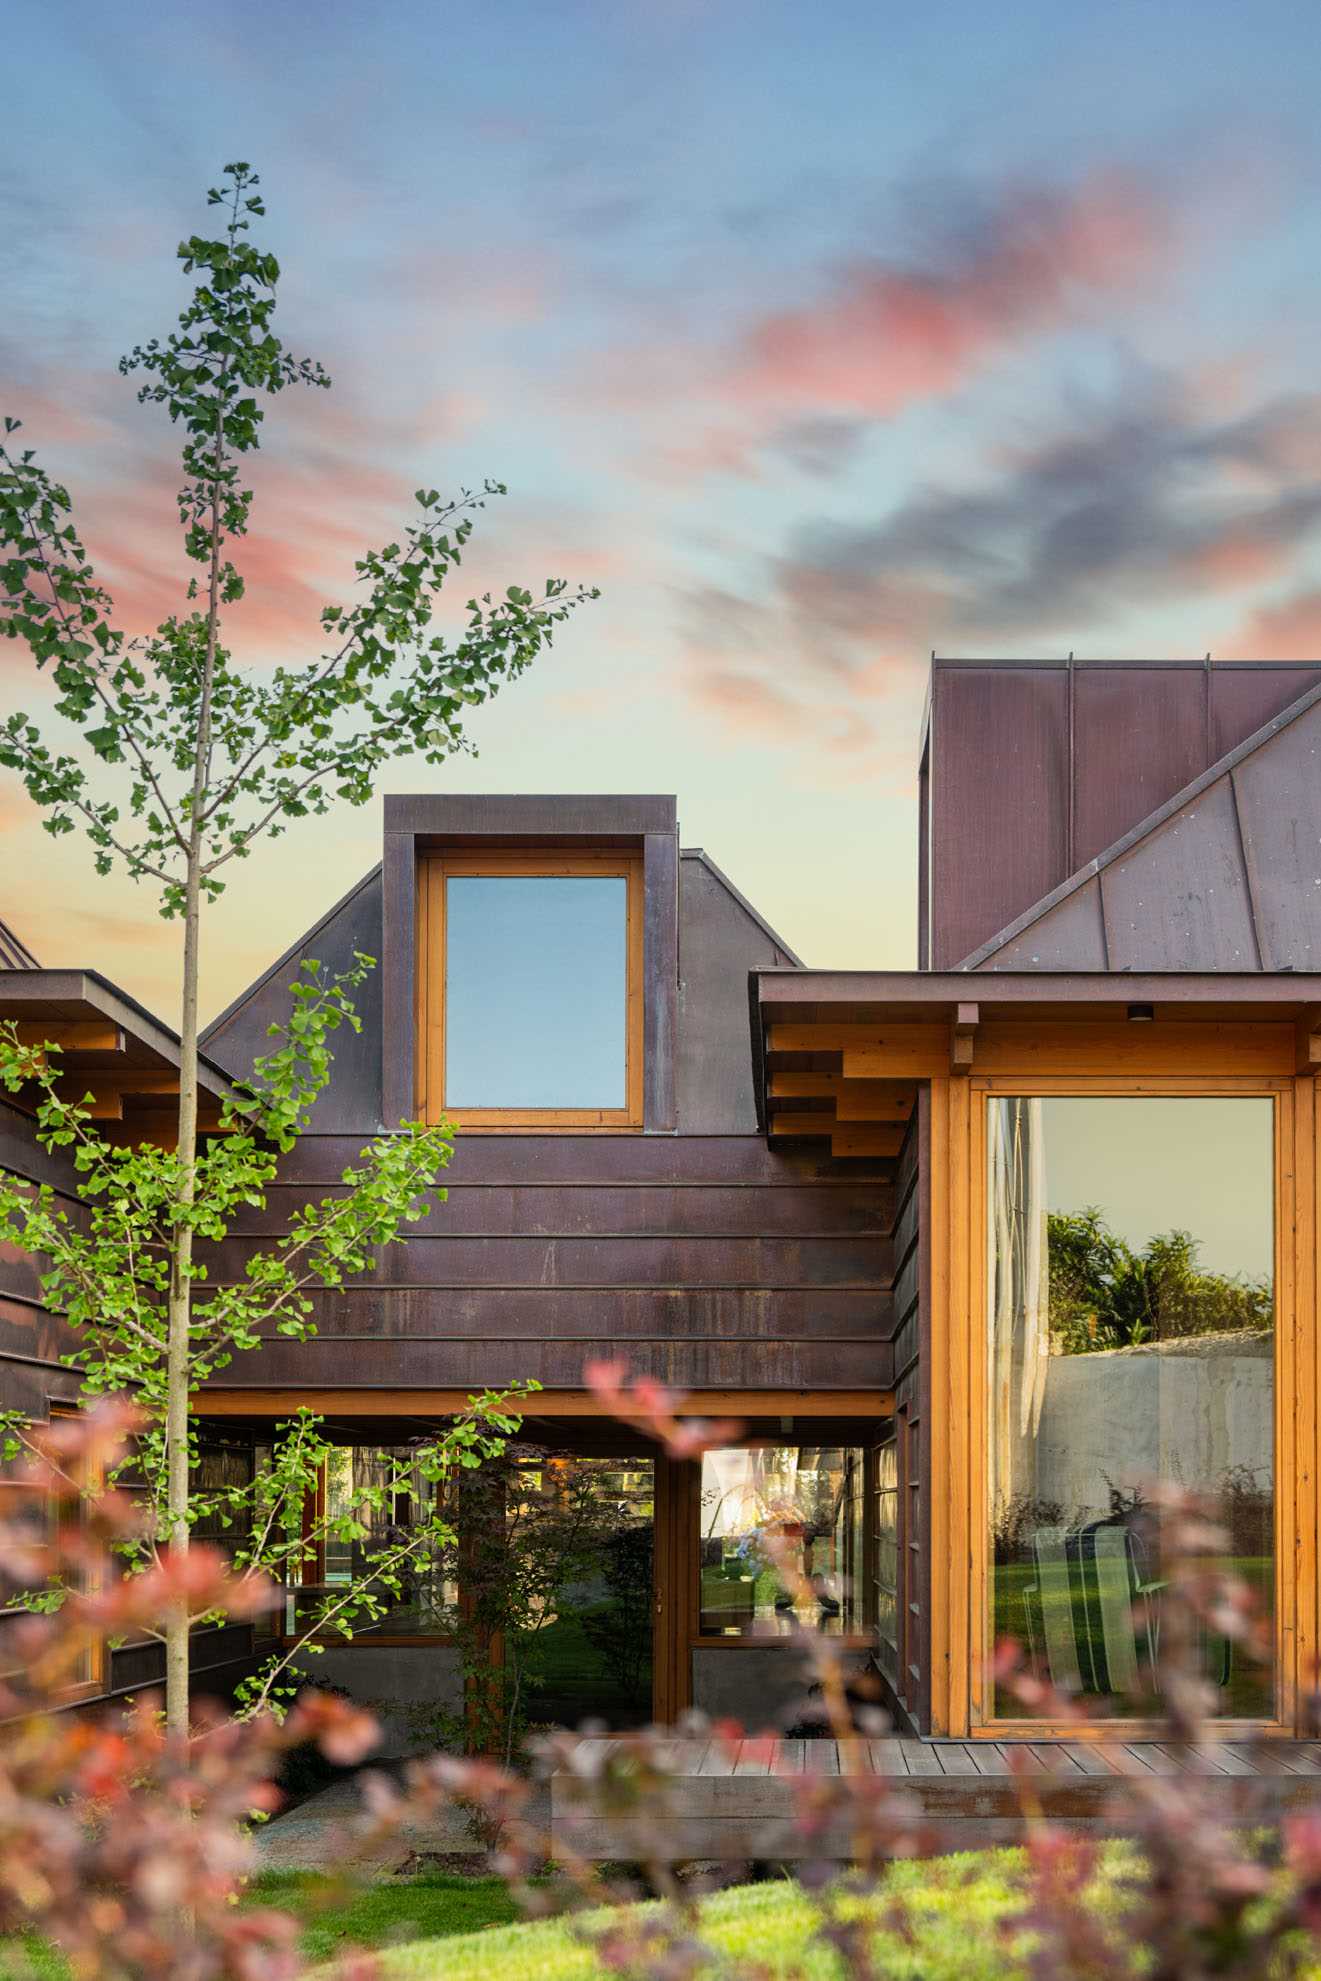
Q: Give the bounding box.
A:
[445,876,627,1108]
[1041,1096,1274,1280]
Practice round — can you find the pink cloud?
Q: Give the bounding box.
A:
[728,171,1170,422]
[1220,588,1321,658]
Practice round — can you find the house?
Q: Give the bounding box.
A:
[5,656,1321,1745]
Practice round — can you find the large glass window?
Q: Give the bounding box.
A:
[699,1446,865,1638]
[419,854,642,1125]
[986,1096,1275,1720]
[287,1443,457,1640]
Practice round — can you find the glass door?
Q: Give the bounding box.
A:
[983,1093,1277,1723]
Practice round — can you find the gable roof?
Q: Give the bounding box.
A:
[0,915,39,970]
[959,677,1321,973]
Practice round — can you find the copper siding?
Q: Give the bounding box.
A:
[927,660,1321,971]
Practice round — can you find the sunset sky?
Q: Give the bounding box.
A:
[5,0,1321,1026]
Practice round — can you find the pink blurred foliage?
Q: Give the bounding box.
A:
[5,1386,1321,1979]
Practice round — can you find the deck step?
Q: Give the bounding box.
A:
[550,1738,1321,1861]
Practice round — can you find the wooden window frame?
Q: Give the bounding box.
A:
[415,849,645,1131]
[948,1072,1306,1741]
[688,1440,878,1652]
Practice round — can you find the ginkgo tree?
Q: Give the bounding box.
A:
[0,162,594,1733]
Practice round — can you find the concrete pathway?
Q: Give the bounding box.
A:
[254,1771,551,1872]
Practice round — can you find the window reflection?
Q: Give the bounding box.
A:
[445,875,627,1109]
[987,1096,1275,1720]
[287,1444,456,1640]
[699,1446,864,1637]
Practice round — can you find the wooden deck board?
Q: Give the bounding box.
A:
[997,1744,1048,1773]
[551,1738,1321,1859]
[1062,1742,1122,1776]
[868,1739,909,1775]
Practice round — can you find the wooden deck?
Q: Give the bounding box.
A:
[552,1737,1321,1860]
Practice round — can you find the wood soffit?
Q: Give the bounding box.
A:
[0,969,234,1145]
[750,970,1321,1149]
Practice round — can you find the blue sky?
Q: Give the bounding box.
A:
[4,0,1321,1019]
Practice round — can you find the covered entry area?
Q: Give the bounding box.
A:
[192,1387,895,1738]
[751,968,1321,1741]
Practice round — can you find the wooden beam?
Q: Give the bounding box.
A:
[768,1022,946,1056]
[831,1126,905,1159]
[14,1021,124,1055]
[769,1110,835,1138]
[833,1082,916,1123]
[66,1070,182,1096]
[768,1070,915,1111]
[192,1387,898,1419]
[1296,1007,1321,1076]
[842,1042,949,1080]
[56,1089,124,1121]
[951,1001,979,1074]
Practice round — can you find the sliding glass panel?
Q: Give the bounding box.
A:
[986,1096,1274,1720]
[699,1445,865,1637]
[445,875,628,1108]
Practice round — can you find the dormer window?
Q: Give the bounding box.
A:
[416,850,644,1128]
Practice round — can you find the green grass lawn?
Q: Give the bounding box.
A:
[248,1870,521,1964]
[373,1851,1071,1980]
[375,1846,1321,1981]
[0,1872,520,1977]
[9,1846,1321,1979]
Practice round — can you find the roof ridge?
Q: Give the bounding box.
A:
[955,674,1321,971]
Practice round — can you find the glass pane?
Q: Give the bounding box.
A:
[873,1440,899,1680]
[445,875,628,1109]
[502,1454,654,1729]
[699,1446,864,1637]
[986,1096,1275,1720]
[289,1444,457,1638]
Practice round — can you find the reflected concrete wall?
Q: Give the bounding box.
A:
[1030,1334,1273,1515]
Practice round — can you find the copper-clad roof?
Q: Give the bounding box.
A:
[961,678,1321,973]
[0,916,39,970]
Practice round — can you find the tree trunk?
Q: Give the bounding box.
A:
[163,850,202,1737]
[163,385,225,1737]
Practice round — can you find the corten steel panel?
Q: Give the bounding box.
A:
[384,793,677,840]
[267,1130,863,1186]
[204,1334,894,1391]
[0,1101,90,1408]
[677,853,799,1133]
[202,868,385,1130]
[381,828,416,1131]
[0,1294,84,1373]
[1230,700,1321,969]
[194,1123,895,1399]
[1098,777,1260,971]
[380,793,680,1133]
[226,1180,893,1241]
[975,878,1108,971]
[211,1231,891,1290]
[917,746,930,970]
[754,967,1321,1016]
[1211,665,1321,761]
[249,1283,890,1339]
[929,666,1070,969]
[1071,667,1208,867]
[644,833,678,1132]
[0,915,39,970]
[0,1358,81,1419]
